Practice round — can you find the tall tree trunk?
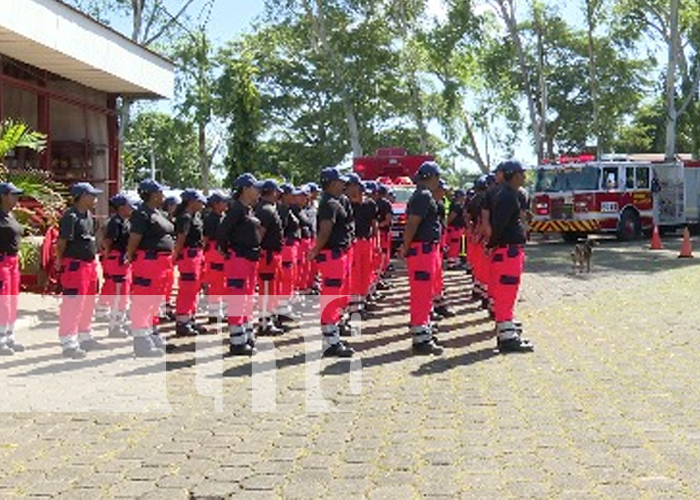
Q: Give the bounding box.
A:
[664,0,680,160]
[585,0,601,159]
[495,0,543,165]
[199,121,208,192]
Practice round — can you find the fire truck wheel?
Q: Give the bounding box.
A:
[617,209,641,241]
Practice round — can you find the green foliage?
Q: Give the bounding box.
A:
[123,111,200,188]
[215,48,263,185]
[0,119,46,161]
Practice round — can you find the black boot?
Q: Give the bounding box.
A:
[108,325,129,339]
[6,337,24,352]
[433,305,455,318]
[79,338,104,351]
[498,337,534,353]
[229,343,256,356]
[190,322,210,335]
[133,335,165,358]
[323,342,355,358]
[62,347,87,359]
[412,338,444,355]
[175,322,198,337]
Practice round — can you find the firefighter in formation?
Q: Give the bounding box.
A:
[8,157,532,359]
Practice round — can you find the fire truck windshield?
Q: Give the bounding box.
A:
[535,166,600,192]
[391,187,414,203]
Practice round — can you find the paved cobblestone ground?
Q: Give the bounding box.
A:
[2,236,700,498]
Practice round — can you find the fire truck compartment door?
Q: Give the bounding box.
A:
[653,164,685,225]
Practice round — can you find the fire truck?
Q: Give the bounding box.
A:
[353,148,434,249]
[530,154,700,241]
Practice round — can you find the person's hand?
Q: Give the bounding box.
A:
[308,247,319,261]
[397,244,407,259]
[53,258,62,272]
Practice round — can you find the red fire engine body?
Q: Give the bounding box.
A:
[353,148,435,249]
[530,154,700,241]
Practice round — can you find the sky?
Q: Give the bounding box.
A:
[198,0,265,44]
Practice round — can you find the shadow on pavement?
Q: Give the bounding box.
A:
[411,346,499,376]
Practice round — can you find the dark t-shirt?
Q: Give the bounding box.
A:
[175,211,204,248]
[448,201,466,229]
[279,204,300,243]
[489,184,527,247]
[317,192,352,251]
[406,187,440,243]
[467,192,485,224]
[202,210,222,240]
[340,195,355,242]
[255,200,283,252]
[216,200,261,258]
[376,198,393,232]
[130,206,175,252]
[293,205,313,239]
[353,198,378,239]
[59,207,97,261]
[0,210,22,255]
[105,214,130,254]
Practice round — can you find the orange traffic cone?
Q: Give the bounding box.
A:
[678,227,694,258]
[650,224,663,250]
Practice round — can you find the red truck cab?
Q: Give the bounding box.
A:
[353,148,435,250]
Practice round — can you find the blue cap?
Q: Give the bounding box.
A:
[306,182,320,193]
[496,160,525,174]
[364,181,378,193]
[181,189,206,204]
[438,179,448,189]
[281,183,303,196]
[346,173,362,185]
[485,174,496,184]
[70,182,102,198]
[377,184,388,195]
[320,167,349,184]
[261,179,282,193]
[163,195,180,207]
[0,182,23,196]
[415,161,441,180]
[138,179,165,194]
[109,193,136,208]
[454,188,466,197]
[208,192,230,204]
[234,173,265,189]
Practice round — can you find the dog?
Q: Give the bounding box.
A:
[571,239,597,273]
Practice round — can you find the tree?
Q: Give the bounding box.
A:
[172,29,219,192]
[123,111,200,188]
[215,49,263,185]
[617,0,700,159]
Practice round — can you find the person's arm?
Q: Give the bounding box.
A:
[309,219,333,260]
[55,212,74,270]
[54,238,67,271]
[125,212,144,263]
[102,238,114,255]
[446,207,458,226]
[125,233,142,263]
[400,214,422,258]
